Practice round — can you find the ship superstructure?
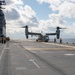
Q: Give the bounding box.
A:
[0,0,7,43]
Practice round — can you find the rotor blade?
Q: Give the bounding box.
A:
[22,25,28,28]
[22,26,26,28]
[6,26,27,28]
[56,27,66,29]
[6,25,28,28]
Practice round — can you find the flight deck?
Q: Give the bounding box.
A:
[0,39,75,75]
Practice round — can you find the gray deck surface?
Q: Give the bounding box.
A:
[0,40,75,75]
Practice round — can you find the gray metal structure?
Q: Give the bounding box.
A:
[0,0,6,43]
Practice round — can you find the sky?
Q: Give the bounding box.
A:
[3,0,75,39]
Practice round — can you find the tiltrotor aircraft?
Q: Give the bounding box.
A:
[22,25,64,42]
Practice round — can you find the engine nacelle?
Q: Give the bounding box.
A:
[25,25,28,39]
[56,28,60,39]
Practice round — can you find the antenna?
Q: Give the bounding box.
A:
[0,0,6,9]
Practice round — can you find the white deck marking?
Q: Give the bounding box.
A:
[16,67,27,70]
[30,59,40,68]
[64,54,75,56]
[0,45,6,60]
[0,42,10,60]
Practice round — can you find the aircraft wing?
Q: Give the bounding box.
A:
[46,33,56,35]
[28,32,41,35]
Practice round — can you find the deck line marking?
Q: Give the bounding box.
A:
[42,42,75,49]
[16,67,27,70]
[0,45,6,60]
[64,54,75,56]
[30,59,40,68]
[24,46,74,50]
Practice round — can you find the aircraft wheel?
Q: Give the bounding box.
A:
[4,40,6,44]
[36,39,38,41]
[44,40,48,42]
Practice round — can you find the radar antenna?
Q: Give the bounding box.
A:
[0,0,6,9]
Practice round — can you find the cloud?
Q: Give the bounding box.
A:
[3,0,75,38]
[24,5,36,18]
[4,0,38,35]
[59,1,75,18]
[5,8,20,20]
[5,0,23,5]
[65,22,75,33]
[36,0,75,35]
[49,13,66,25]
[37,0,75,18]
[30,13,66,34]
[66,0,75,3]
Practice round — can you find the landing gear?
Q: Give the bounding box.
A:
[1,37,6,44]
[54,38,56,42]
[60,38,62,43]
